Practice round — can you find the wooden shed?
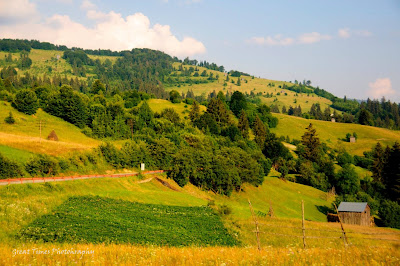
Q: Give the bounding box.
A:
[338,202,370,226]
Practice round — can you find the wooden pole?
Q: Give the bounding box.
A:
[248,199,261,251]
[334,203,348,247]
[39,119,42,144]
[301,200,306,249]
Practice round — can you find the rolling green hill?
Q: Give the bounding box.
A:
[270,113,400,155]
[166,62,334,113]
[0,101,100,157]
[0,171,332,243]
[147,99,206,119]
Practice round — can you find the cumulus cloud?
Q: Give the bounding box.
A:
[338,28,372,38]
[248,31,331,46]
[367,78,396,99]
[0,0,206,57]
[298,32,332,44]
[248,35,294,46]
[81,0,96,10]
[0,0,40,23]
[355,30,372,37]
[338,28,351,38]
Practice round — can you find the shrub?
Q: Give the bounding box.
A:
[4,111,15,124]
[0,153,23,179]
[217,204,233,216]
[337,151,353,166]
[98,142,123,167]
[25,154,60,176]
[12,89,39,115]
[379,200,400,229]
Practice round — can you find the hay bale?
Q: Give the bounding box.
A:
[47,130,59,141]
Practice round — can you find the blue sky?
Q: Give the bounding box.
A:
[0,0,399,101]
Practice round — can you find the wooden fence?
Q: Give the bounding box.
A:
[248,199,400,249]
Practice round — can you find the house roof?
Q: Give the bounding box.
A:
[338,202,368,213]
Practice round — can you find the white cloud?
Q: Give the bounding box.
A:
[81,0,96,10]
[338,28,351,39]
[248,35,294,46]
[355,30,372,37]
[368,78,396,99]
[298,32,332,44]
[0,1,206,57]
[248,32,331,46]
[0,0,40,23]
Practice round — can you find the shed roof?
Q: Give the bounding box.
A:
[338,202,368,213]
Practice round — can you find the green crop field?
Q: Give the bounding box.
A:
[18,196,237,246]
[270,113,400,155]
[0,101,100,156]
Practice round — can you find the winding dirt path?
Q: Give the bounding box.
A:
[0,170,167,186]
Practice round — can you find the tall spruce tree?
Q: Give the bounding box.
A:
[230,91,247,117]
[300,123,321,162]
[253,115,266,148]
[238,110,249,139]
[371,142,385,182]
[382,142,400,202]
[189,101,200,122]
[206,98,230,127]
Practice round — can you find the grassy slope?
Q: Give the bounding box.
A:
[0,101,100,156]
[1,173,398,257]
[270,113,400,155]
[147,99,206,119]
[0,145,34,163]
[0,172,332,242]
[0,49,120,79]
[166,63,332,113]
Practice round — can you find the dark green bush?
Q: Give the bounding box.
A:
[4,111,15,124]
[25,154,60,176]
[0,153,23,179]
[379,200,400,229]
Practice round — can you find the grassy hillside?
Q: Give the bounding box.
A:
[0,173,398,256]
[1,50,338,115]
[166,63,333,113]
[0,171,333,242]
[0,145,34,163]
[147,99,206,119]
[270,113,400,155]
[0,101,100,156]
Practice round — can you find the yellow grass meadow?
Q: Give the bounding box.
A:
[1,244,399,265]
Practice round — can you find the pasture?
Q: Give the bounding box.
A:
[270,113,400,155]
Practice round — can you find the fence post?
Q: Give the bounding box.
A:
[248,199,261,251]
[334,203,348,247]
[302,200,306,249]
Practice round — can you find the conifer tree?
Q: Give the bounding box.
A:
[238,110,249,139]
[372,142,385,182]
[189,101,200,122]
[253,115,266,148]
[382,142,400,202]
[300,123,321,162]
[206,98,230,126]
